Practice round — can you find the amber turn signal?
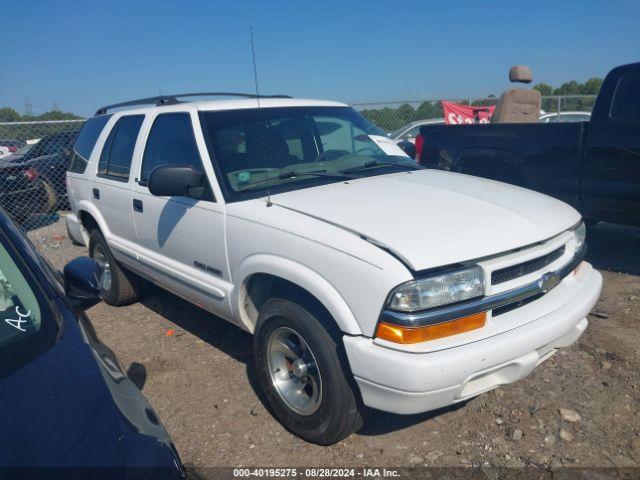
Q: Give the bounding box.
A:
[376,311,487,344]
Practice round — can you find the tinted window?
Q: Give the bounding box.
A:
[25,132,76,160]
[98,115,144,180]
[0,233,56,379]
[141,113,202,183]
[610,71,640,124]
[402,126,420,139]
[69,114,112,174]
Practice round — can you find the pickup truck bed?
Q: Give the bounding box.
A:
[418,62,640,227]
[420,122,585,211]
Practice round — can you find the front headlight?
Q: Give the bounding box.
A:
[387,266,485,312]
[572,221,586,252]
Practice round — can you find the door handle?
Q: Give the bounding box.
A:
[92,188,100,200]
[133,199,143,213]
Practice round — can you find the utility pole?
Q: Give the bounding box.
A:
[23,97,34,116]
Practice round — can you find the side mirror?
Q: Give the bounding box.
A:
[397,140,416,160]
[63,257,102,310]
[148,165,205,197]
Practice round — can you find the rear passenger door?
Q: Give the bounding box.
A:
[93,115,144,249]
[130,112,232,318]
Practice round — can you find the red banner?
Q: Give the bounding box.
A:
[442,101,495,125]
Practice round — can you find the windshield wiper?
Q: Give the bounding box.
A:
[339,160,424,174]
[238,170,353,192]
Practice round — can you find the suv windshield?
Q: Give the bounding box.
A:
[201,106,418,200]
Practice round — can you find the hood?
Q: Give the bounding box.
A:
[269,170,580,271]
[0,305,180,471]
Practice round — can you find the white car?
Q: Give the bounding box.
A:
[0,140,26,159]
[539,111,591,123]
[65,94,602,445]
[388,118,445,143]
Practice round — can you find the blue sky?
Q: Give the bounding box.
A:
[1,0,638,117]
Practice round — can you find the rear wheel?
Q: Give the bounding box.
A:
[89,229,140,306]
[41,179,58,214]
[254,298,364,445]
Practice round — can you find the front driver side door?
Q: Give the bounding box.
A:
[131,111,233,320]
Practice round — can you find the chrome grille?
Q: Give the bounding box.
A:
[491,245,565,285]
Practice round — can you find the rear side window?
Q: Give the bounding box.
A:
[98,115,144,181]
[610,71,640,124]
[69,114,112,174]
[140,113,203,183]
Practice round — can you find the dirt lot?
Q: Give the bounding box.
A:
[27,218,640,474]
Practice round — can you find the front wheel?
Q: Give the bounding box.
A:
[254,298,364,445]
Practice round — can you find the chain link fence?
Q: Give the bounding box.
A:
[0,95,596,229]
[351,95,597,134]
[0,119,83,229]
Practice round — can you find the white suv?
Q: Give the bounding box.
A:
[66,93,602,445]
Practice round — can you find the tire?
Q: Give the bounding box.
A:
[254,297,364,445]
[41,179,59,214]
[88,229,140,306]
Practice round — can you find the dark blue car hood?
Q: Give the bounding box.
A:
[0,301,181,474]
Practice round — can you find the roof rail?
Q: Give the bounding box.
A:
[95,92,292,116]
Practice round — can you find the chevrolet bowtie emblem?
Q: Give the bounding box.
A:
[538,271,561,292]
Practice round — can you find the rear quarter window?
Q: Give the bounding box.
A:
[98,115,144,181]
[69,114,113,174]
[610,71,640,124]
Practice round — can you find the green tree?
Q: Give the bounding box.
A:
[0,107,82,122]
[0,107,21,122]
[581,78,603,95]
[36,110,82,121]
[396,103,416,124]
[533,83,553,96]
[415,101,442,120]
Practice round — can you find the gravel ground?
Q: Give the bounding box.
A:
[26,217,640,475]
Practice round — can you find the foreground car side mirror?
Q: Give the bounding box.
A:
[397,140,416,159]
[148,165,205,198]
[63,257,101,310]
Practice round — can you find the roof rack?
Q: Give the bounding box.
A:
[95,92,292,116]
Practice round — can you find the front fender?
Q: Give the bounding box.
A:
[232,254,362,335]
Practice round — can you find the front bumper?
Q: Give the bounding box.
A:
[343,262,602,415]
[65,212,88,246]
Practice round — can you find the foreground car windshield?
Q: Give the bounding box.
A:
[0,233,56,378]
[201,106,416,200]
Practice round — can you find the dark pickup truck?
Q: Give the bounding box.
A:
[417,62,640,227]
